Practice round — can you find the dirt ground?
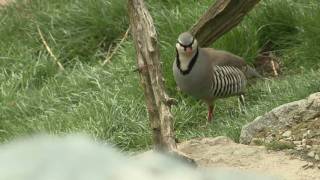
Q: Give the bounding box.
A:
[178,137,320,180]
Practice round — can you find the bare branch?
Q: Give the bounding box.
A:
[102,27,130,66]
[190,0,261,47]
[128,0,176,151]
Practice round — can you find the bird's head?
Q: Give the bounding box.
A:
[176,32,198,57]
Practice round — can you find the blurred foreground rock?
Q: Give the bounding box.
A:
[0,134,319,180]
[0,134,276,180]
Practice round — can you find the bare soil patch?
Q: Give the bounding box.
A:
[178,136,320,180]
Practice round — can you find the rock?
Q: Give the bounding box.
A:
[240,93,320,144]
[303,132,308,139]
[0,135,203,180]
[308,151,315,158]
[265,134,275,143]
[285,136,293,141]
[282,130,292,138]
[293,141,302,145]
[315,154,320,161]
[312,145,320,151]
[302,130,311,139]
[306,145,312,149]
[250,138,264,146]
[1,134,282,180]
[295,146,304,151]
[302,139,307,146]
[302,162,314,169]
[302,162,308,168]
[306,139,313,145]
[307,130,312,137]
[279,139,292,146]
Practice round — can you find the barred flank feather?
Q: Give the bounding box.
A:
[210,66,247,98]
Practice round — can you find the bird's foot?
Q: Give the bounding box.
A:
[207,116,213,123]
[206,114,215,126]
[207,104,214,123]
[238,95,247,114]
[238,103,247,114]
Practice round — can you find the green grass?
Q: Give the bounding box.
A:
[0,0,320,151]
[265,141,295,151]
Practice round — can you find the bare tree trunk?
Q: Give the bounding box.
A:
[190,0,261,47]
[128,0,176,151]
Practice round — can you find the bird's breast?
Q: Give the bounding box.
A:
[173,60,211,99]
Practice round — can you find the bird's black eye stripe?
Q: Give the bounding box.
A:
[177,38,194,48]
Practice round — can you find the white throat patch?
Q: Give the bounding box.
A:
[179,54,192,71]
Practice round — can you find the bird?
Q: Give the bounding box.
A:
[172,32,260,122]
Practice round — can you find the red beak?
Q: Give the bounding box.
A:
[185,47,192,54]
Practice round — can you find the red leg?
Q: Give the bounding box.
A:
[207,104,214,123]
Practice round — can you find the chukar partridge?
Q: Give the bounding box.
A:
[173,32,260,122]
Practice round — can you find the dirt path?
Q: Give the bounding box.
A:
[178,137,320,180]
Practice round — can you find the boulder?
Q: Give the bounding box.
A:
[240,92,320,144]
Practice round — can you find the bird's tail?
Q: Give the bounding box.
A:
[244,66,262,79]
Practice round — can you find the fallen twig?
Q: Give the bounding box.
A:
[37,26,64,71]
[270,59,278,76]
[102,26,130,66]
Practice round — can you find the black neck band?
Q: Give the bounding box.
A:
[176,48,199,75]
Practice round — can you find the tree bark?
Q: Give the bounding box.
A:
[128,0,176,151]
[190,0,261,47]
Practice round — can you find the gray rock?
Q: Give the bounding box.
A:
[293,141,302,145]
[282,130,292,138]
[265,134,275,143]
[302,162,315,170]
[240,92,320,144]
[295,146,304,151]
[250,138,265,146]
[307,130,312,138]
[307,151,315,158]
[302,139,307,146]
[312,145,320,151]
